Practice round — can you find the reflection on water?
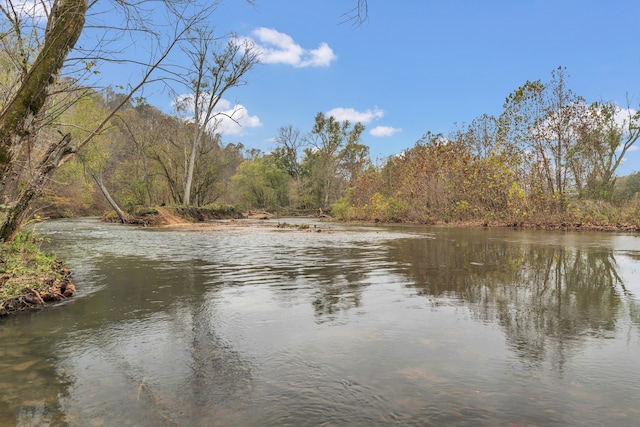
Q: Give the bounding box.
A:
[388,234,628,361]
[0,218,639,426]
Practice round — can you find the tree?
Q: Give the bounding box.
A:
[572,99,640,200]
[500,67,584,213]
[615,172,640,201]
[0,0,87,240]
[272,125,303,179]
[0,0,210,240]
[465,114,500,159]
[302,112,368,208]
[230,155,289,209]
[0,0,365,238]
[344,0,369,25]
[271,125,308,207]
[112,100,163,207]
[174,26,259,206]
[62,89,132,222]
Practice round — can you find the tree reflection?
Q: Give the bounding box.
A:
[0,318,74,426]
[78,258,254,426]
[0,255,255,426]
[184,267,253,419]
[387,233,627,364]
[302,245,372,321]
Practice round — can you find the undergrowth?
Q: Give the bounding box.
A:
[0,231,59,302]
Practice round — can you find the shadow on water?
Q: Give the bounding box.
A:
[0,219,639,425]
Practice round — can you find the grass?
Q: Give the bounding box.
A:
[0,231,65,305]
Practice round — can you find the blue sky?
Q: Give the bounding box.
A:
[93,0,640,175]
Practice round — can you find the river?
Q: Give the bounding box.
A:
[0,218,639,426]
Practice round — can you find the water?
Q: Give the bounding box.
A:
[1,218,639,426]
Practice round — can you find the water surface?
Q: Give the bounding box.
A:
[1,218,639,426]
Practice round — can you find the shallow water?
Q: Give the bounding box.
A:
[1,218,639,426]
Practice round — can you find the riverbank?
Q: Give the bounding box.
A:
[2,205,636,318]
[119,205,640,233]
[101,204,244,226]
[103,206,319,228]
[0,232,76,317]
[396,219,640,233]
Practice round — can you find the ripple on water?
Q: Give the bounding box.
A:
[5,218,640,426]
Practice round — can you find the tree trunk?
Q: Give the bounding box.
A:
[0,0,87,240]
[91,171,130,223]
[0,133,76,241]
[0,0,87,171]
[183,136,199,206]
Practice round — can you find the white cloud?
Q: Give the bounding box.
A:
[300,43,335,67]
[1,0,49,20]
[370,126,402,137]
[214,101,262,136]
[613,107,637,128]
[325,107,401,136]
[249,27,336,68]
[172,95,261,136]
[325,107,384,123]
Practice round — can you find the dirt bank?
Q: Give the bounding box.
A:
[0,261,76,317]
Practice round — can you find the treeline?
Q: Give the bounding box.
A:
[37,67,640,228]
[34,91,370,218]
[36,90,246,218]
[335,67,640,227]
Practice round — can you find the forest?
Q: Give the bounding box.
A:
[333,67,640,229]
[27,67,640,231]
[0,0,639,241]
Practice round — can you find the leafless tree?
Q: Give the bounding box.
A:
[172,26,259,206]
[0,0,210,237]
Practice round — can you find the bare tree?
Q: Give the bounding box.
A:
[572,97,640,199]
[173,26,259,206]
[500,67,584,213]
[272,125,303,178]
[342,0,369,25]
[0,0,209,239]
[0,0,87,239]
[0,0,368,237]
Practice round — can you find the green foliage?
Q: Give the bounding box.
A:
[300,112,369,208]
[334,67,640,227]
[620,197,640,223]
[333,189,406,222]
[114,160,149,211]
[26,67,640,230]
[331,189,356,221]
[45,89,250,216]
[615,172,640,202]
[38,158,99,217]
[134,207,158,216]
[566,199,621,224]
[366,192,406,222]
[0,232,59,300]
[230,156,290,209]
